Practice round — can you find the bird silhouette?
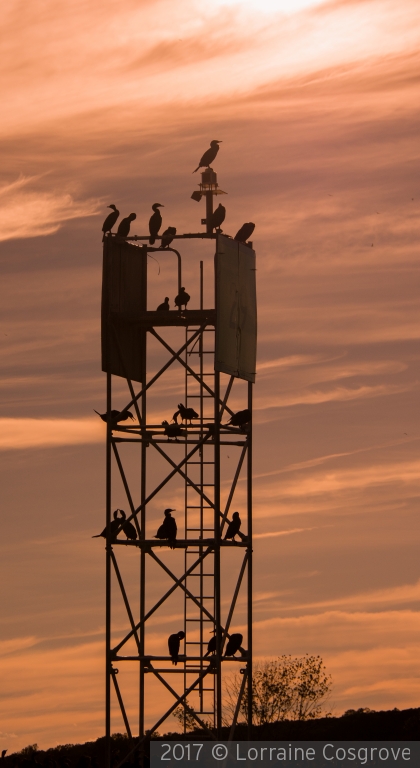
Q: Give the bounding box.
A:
[168,630,185,665]
[225,633,243,657]
[117,213,136,237]
[193,140,222,173]
[161,226,176,248]
[175,403,199,424]
[203,629,223,657]
[1,751,7,760]
[162,420,185,441]
[226,409,251,427]
[94,409,134,424]
[224,511,242,541]
[117,509,137,540]
[174,287,190,310]
[234,222,255,243]
[149,203,164,245]
[102,205,119,235]
[93,509,123,539]
[154,509,177,547]
[157,297,170,311]
[211,204,226,231]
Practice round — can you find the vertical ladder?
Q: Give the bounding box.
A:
[183,319,216,725]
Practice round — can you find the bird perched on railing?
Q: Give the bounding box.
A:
[157,297,170,311]
[203,629,223,657]
[174,287,190,310]
[225,633,243,657]
[168,630,185,665]
[174,403,199,424]
[224,511,242,541]
[162,420,185,441]
[102,204,119,237]
[226,409,251,428]
[234,222,255,243]
[211,204,226,232]
[154,508,177,547]
[117,213,136,237]
[149,203,164,245]
[1,750,7,760]
[117,509,137,540]
[161,226,176,248]
[193,140,222,173]
[92,509,123,539]
[94,409,135,424]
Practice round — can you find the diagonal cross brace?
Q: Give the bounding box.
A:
[112,547,213,653]
[112,432,212,529]
[150,327,235,418]
[119,326,205,416]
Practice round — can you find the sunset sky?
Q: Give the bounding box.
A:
[1,0,420,753]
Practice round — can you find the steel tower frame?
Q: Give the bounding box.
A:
[101,179,255,768]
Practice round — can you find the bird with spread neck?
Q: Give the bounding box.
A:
[154,508,177,547]
[149,203,164,245]
[210,204,226,231]
[161,226,176,248]
[193,140,222,173]
[157,297,170,311]
[117,213,136,237]
[234,222,255,243]
[168,630,185,665]
[94,409,135,424]
[102,205,119,236]
[174,287,190,310]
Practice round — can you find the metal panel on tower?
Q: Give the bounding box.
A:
[215,234,257,383]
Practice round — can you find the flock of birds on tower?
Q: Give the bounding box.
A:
[101,139,255,248]
[95,140,249,667]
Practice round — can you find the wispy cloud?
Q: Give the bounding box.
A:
[0,418,103,449]
[0,176,101,241]
[253,527,317,539]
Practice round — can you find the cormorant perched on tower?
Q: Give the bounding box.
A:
[94,409,134,424]
[226,409,251,427]
[168,630,185,665]
[102,205,119,236]
[162,420,185,441]
[157,297,170,311]
[117,509,137,540]
[203,629,223,657]
[93,509,123,539]
[174,403,199,424]
[234,222,255,243]
[225,633,243,657]
[149,203,164,244]
[117,213,136,237]
[174,287,190,310]
[161,226,176,248]
[224,511,242,541]
[154,509,177,547]
[210,204,226,231]
[193,140,222,173]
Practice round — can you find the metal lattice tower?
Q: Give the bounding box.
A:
[100,172,256,767]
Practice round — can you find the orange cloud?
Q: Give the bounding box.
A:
[0,177,101,241]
